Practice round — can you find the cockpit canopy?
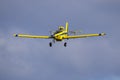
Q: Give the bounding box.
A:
[59,26,64,30]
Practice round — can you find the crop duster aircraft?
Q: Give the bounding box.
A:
[14,22,106,47]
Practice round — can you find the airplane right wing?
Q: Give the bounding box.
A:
[14,34,51,39]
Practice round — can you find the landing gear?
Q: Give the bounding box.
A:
[64,42,67,47]
[49,41,67,47]
[49,40,55,47]
[49,42,52,47]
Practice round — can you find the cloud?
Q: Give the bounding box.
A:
[0,27,120,80]
[0,0,120,80]
[0,32,33,79]
[54,38,120,75]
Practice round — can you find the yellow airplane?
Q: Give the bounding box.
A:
[14,22,106,47]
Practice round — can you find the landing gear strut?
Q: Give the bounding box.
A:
[64,42,67,47]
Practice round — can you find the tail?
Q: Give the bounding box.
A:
[66,22,69,33]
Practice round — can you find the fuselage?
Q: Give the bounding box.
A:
[54,34,67,41]
[52,27,68,41]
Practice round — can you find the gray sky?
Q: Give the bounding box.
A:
[0,0,120,80]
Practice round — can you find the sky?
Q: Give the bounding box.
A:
[0,0,120,80]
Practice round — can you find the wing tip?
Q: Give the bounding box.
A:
[13,34,18,37]
[99,33,106,36]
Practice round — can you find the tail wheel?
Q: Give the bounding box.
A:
[49,42,52,47]
[64,42,67,47]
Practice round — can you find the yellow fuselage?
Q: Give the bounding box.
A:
[54,34,67,41]
[53,30,67,41]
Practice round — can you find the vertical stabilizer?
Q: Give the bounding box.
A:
[66,22,69,32]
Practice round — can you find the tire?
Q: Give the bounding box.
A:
[64,42,67,47]
[49,42,52,47]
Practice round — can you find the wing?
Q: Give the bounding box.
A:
[13,34,51,39]
[65,33,106,39]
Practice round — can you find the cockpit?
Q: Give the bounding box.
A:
[59,26,64,31]
[53,26,65,35]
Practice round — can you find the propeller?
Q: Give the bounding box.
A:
[49,31,56,35]
[69,30,82,35]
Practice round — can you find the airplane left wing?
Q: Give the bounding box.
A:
[14,34,50,39]
[65,33,106,39]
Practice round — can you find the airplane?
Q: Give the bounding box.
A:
[14,22,106,47]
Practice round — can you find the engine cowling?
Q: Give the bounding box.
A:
[55,35,63,41]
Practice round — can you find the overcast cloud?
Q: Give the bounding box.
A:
[0,0,120,80]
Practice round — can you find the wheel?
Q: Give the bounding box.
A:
[49,42,52,47]
[64,42,67,47]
